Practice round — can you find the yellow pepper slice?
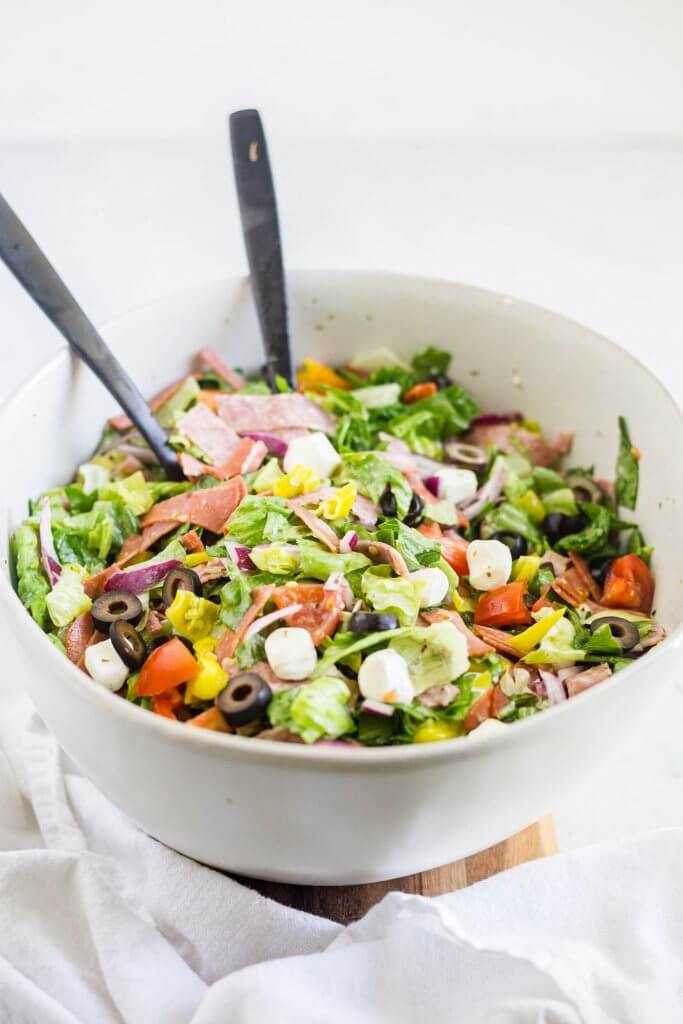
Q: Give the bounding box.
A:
[452,589,475,613]
[185,652,228,702]
[273,464,321,498]
[318,482,357,520]
[413,720,463,743]
[508,607,565,656]
[513,489,546,523]
[186,551,210,567]
[166,589,219,642]
[297,358,350,393]
[511,555,542,582]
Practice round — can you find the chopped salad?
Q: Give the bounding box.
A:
[12,344,663,746]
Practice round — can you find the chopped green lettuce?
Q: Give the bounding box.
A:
[583,623,623,656]
[386,384,479,441]
[410,345,451,379]
[156,377,200,427]
[341,453,413,518]
[351,384,401,409]
[349,347,411,373]
[542,488,578,516]
[99,471,154,516]
[78,462,111,495]
[313,628,406,678]
[555,503,611,555]
[46,564,92,628]
[267,677,354,743]
[219,568,253,630]
[423,499,459,526]
[482,501,544,552]
[531,466,565,494]
[523,609,585,666]
[252,459,284,493]
[361,567,423,626]
[299,540,370,580]
[12,524,50,628]
[250,544,301,575]
[389,621,469,693]
[52,499,138,572]
[615,416,639,510]
[225,495,296,547]
[374,518,441,569]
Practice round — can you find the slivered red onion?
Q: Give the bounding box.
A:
[39,499,61,587]
[244,604,302,640]
[104,559,181,594]
[225,543,255,571]
[539,670,567,705]
[243,432,288,456]
[471,411,523,427]
[423,475,441,498]
[339,530,358,553]
[360,699,395,718]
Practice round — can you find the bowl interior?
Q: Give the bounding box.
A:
[2,270,682,632]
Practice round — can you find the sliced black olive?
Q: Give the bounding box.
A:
[403,492,424,527]
[490,530,528,559]
[589,556,613,588]
[589,615,640,651]
[162,567,202,608]
[109,620,148,669]
[443,438,488,471]
[566,473,604,505]
[543,513,586,546]
[349,610,400,633]
[217,673,272,726]
[91,590,144,632]
[430,374,453,390]
[379,487,398,518]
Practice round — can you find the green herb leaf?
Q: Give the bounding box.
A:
[555,503,611,555]
[615,416,639,510]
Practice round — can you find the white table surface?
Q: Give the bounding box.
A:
[1,139,682,852]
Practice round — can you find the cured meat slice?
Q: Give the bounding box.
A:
[197,347,246,390]
[142,478,247,533]
[215,393,336,434]
[177,403,240,465]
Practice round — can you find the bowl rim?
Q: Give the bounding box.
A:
[2,267,683,769]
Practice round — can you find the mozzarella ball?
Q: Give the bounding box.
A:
[466,539,513,591]
[265,627,317,680]
[84,639,129,691]
[436,468,478,505]
[409,567,450,608]
[358,649,413,704]
[283,432,341,479]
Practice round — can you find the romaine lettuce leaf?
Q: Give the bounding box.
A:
[389,621,469,693]
[99,471,154,516]
[615,416,639,510]
[482,501,544,552]
[555,502,611,555]
[361,567,423,626]
[225,495,296,547]
[298,540,370,580]
[11,523,50,628]
[156,377,200,427]
[341,453,413,518]
[46,564,92,628]
[267,677,354,743]
[374,518,441,570]
[386,384,479,440]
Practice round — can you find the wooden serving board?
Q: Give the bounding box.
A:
[236,816,558,925]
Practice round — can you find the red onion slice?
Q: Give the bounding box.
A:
[104,559,181,594]
[225,543,256,571]
[539,670,567,705]
[360,699,395,717]
[243,432,288,456]
[460,462,507,519]
[471,412,523,427]
[423,475,441,498]
[244,604,303,640]
[339,531,358,554]
[39,499,61,587]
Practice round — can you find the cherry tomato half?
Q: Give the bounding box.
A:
[602,554,654,614]
[473,581,533,628]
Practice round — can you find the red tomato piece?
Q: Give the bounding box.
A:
[464,687,493,732]
[440,535,470,576]
[137,638,199,697]
[152,687,184,720]
[271,584,344,645]
[602,554,654,613]
[473,581,533,628]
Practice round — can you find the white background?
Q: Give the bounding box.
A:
[1,1,683,851]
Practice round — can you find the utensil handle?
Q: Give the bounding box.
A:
[229,109,294,389]
[0,194,182,478]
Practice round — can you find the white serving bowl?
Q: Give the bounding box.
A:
[1,271,682,885]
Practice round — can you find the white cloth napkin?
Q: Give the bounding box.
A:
[0,683,680,1024]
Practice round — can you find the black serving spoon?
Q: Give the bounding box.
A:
[0,193,183,480]
[229,109,294,391]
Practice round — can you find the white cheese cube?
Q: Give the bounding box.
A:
[436,468,478,505]
[358,649,413,704]
[84,639,129,691]
[265,627,317,680]
[283,432,341,479]
[409,567,450,608]
[466,539,513,591]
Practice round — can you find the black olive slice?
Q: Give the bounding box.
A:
[109,620,148,669]
[443,438,488,470]
[217,673,272,727]
[162,567,202,608]
[589,556,613,588]
[565,473,604,505]
[349,611,400,633]
[589,616,640,651]
[91,590,144,632]
[379,487,398,518]
[490,530,528,559]
[403,493,424,527]
[543,513,586,546]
